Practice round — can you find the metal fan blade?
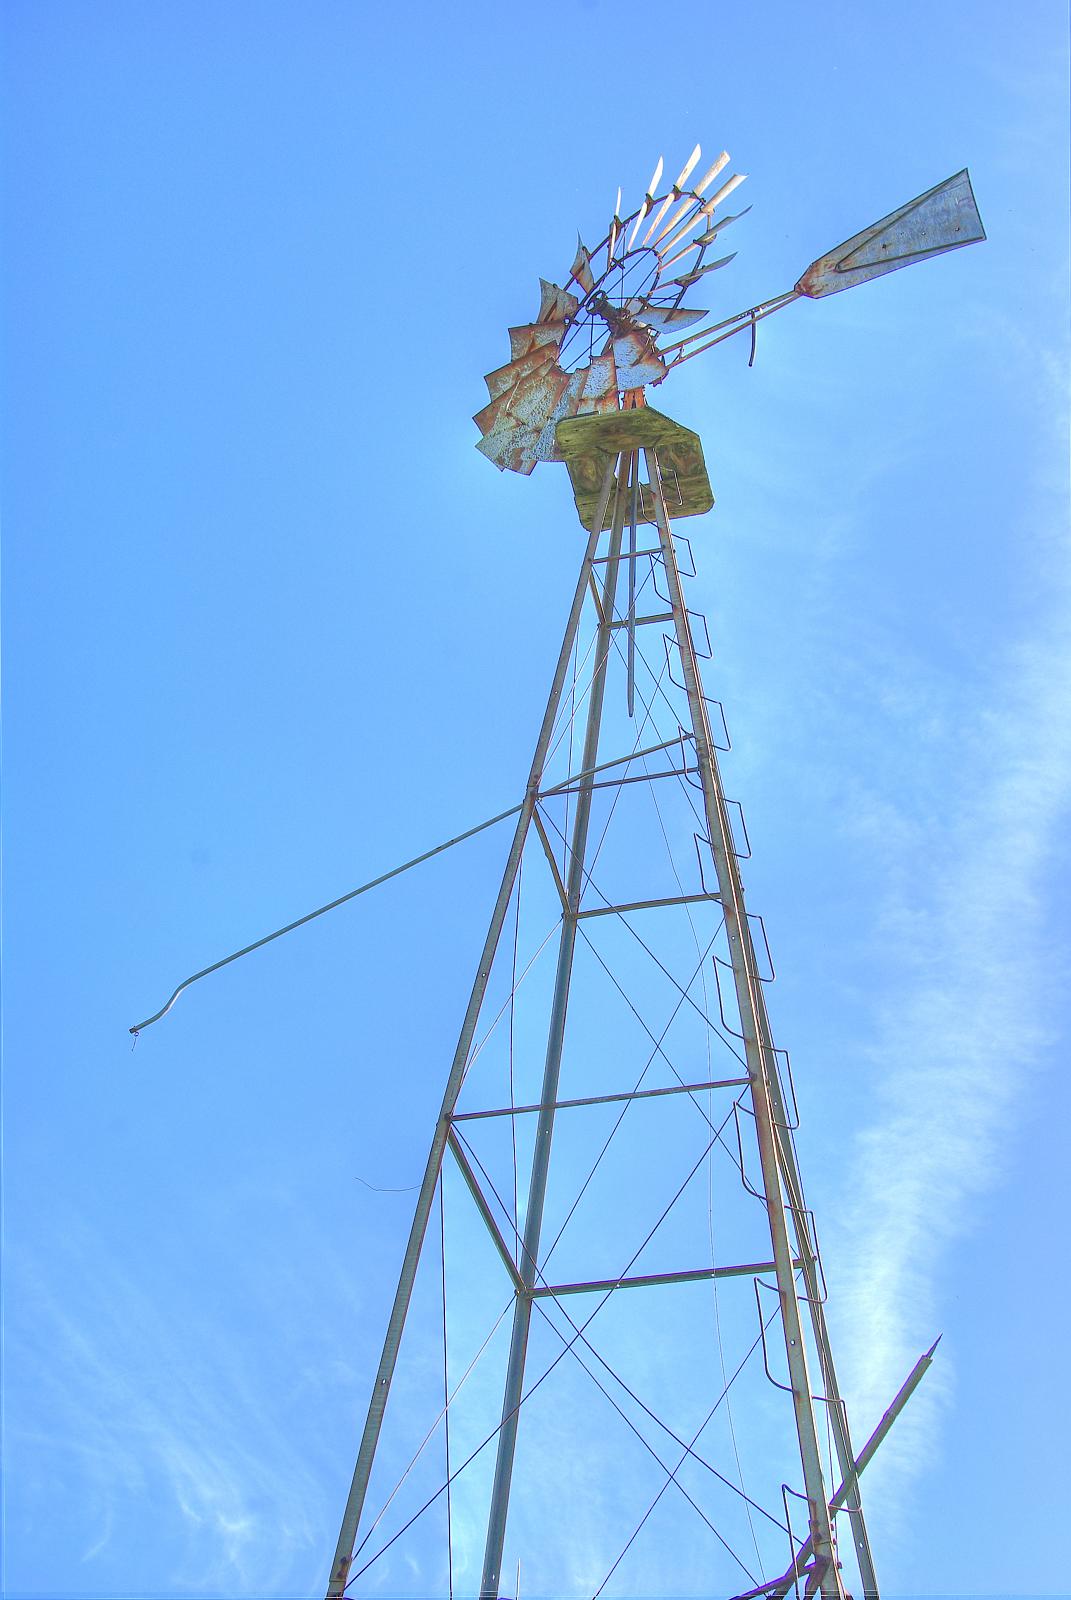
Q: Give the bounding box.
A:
[580,352,617,399]
[535,369,589,462]
[477,361,570,435]
[627,160,662,251]
[699,173,748,216]
[474,411,542,472]
[606,188,623,265]
[626,197,651,253]
[508,322,567,360]
[569,238,595,294]
[474,431,511,470]
[473,380,541,436]
[651,193,700,248]
[669,253,738,288]
[662,236,738,273]
[796,168,986,297]
[692,206,752,248]
[504,366,571,427]
[641,191,676,246]
[612,329,666,389]
[537,278,580,323]
[693,151,730,196]
[503,430,545,474]
[658,237,702,272]
[625,301,709,331]
[657,211,705,261]
[673,143,702,190]
[663,204,750,261]
[484,343,558,401]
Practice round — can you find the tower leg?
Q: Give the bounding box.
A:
[644,446,849,1600]
[325,459,619,1599]
[478,456,629,1600]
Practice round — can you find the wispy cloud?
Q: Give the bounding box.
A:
[7,1210,342,1597]
[829,545,1071,1542]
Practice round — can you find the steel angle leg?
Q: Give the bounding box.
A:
[644,447,847,1600]
[478,454,630,1600]
[325,457,619,1600]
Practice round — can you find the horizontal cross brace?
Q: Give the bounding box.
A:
[532,1259,792,1298]
[577,890,721,920]
[592,546,662,564]
[452,1075,750,1124]
[546,766,698,798]
[538,736,690,799]
[608,611,674,629]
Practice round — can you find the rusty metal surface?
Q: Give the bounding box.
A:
[568,237,595,293]
[507,321,563,359]
[626,301,709,330]
[611,328,665,389]
[482,343,557,401]
[473,144,751,474]
[797,169,986,297]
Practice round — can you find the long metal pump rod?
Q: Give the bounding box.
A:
[645,447,849,1598]
[324,457,621,1599]
[477,460,629,1599]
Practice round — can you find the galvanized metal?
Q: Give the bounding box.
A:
[447,1129,527,1291]
[796,169,986,298]
[531,1260,786,1298]
[537,730,689,793]
[450,1074,751,1123]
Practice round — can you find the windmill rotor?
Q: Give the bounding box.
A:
[474,145,749,475]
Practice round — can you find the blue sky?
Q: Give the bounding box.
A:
[3,2,1069,1597]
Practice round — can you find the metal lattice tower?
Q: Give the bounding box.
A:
[324,152,985,1600]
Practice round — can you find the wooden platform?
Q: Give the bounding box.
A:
[555,407,713,530]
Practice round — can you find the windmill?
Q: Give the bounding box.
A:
[314,150,983,1600]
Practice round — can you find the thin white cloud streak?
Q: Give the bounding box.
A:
[9,1212,345,1597]
[830,562,1071,1544]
